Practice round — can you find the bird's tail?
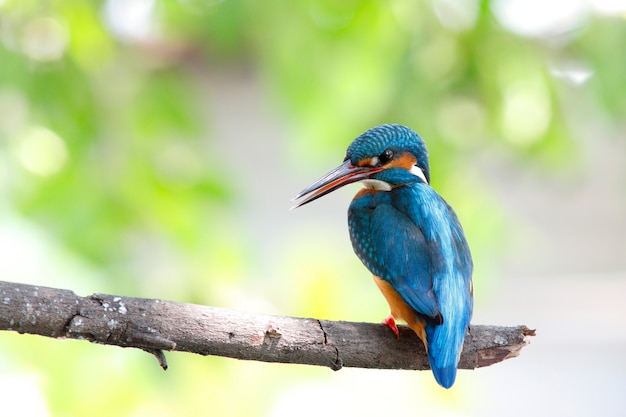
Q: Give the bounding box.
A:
[425,311,470,389]
[425,322,463,388]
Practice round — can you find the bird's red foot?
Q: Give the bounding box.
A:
[382,315,400,339]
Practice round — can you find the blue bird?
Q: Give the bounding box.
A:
[292,124,473,388]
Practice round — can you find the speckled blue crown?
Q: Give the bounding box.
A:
[346,124,430,183]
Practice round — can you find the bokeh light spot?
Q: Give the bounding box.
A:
[550,63,594,85]
[491,0,589,39]
[15,126,69,176]
[501,81,552,146]
[103,0,156,42]
[432,0,480,32]
[19,16,69,62]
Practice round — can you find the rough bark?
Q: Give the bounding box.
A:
[0,281,534,371]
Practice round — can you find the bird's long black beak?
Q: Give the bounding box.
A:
[291,160,384,209]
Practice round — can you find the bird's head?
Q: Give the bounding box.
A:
[292,124,430,208]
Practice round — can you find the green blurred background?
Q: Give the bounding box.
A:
[1,0,625,416]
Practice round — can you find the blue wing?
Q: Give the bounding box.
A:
[348,190,441,322]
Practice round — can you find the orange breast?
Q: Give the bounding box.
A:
[373,275,428,350]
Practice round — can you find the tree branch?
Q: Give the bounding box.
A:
[0,281,534,371]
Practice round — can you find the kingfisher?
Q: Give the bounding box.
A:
[291,124,473,388]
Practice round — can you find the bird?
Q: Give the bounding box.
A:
[291,124,473,388]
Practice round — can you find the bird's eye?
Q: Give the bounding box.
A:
[378,149,394,165]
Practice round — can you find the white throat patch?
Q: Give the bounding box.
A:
[410,165,428,184]
[361,179,392,191]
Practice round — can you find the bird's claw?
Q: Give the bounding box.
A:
[382,315,400,340]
